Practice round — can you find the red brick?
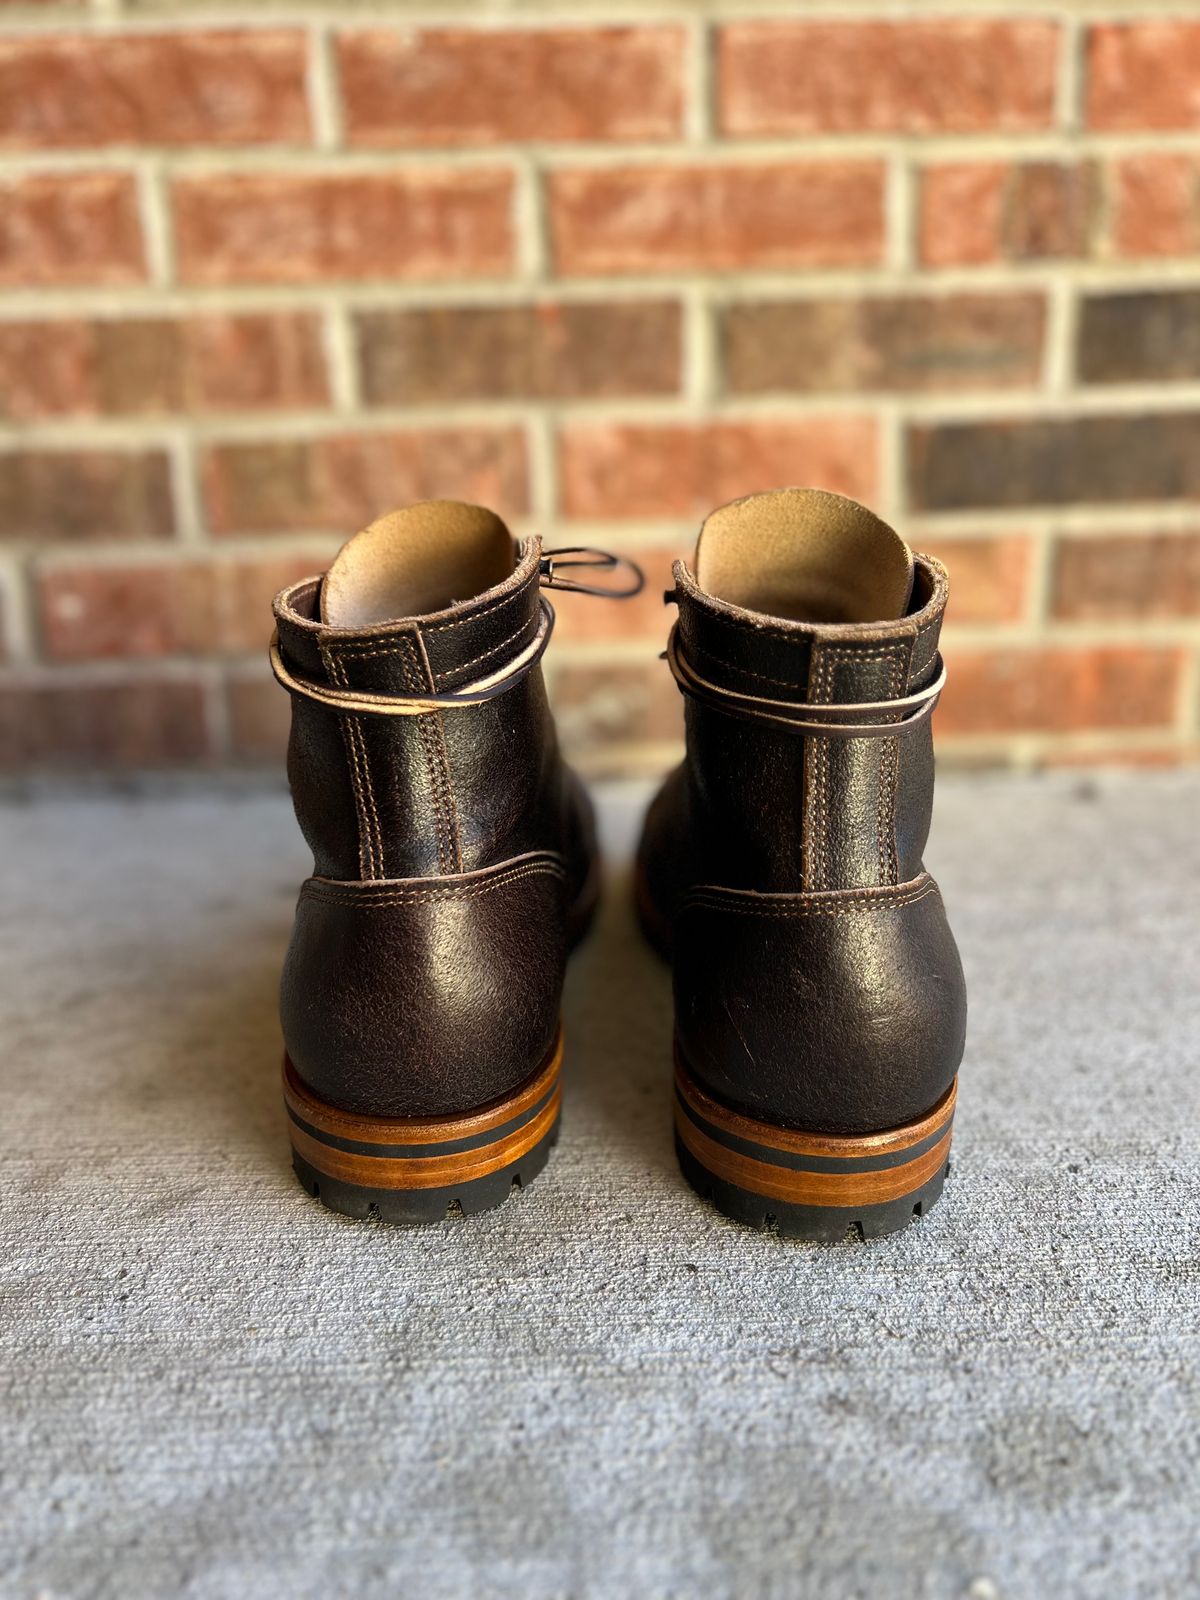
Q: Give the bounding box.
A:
[203,427,529,535]
[549,162,885,276]
[339,26,683,146]
[0,678,210,769]
[0,448,173,543]
[0,312,328,421]
[0,31,309,149]
[0,171,144,287]
[1112,155,1200,258]
[551,543,677,646]
[937,645,1183,735]
[227,671,288,762]
[917,534,1032,624]
[909,414,1200,512]
[560,418,878,520]
[723,293,1046,395]
[1051,532,1200,621]
[551,661,680,751]
[1087,22,1200,131]
[36,551,324,660]
[1078,289,1200,384]
[918,162,1099,267]
[719,19,1058,136]
[357,301,682,405]
[174,170,513,285]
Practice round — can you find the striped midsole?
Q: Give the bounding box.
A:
[674,1048,955,1209]
[283,1028,563,1191]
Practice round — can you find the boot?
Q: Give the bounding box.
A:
[636,488,967,1241]
[270,500,638,1222]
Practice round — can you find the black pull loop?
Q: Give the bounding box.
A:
[539,546,645,600]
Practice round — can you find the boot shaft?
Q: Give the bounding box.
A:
[670,489,948,893]
[273,508,562,882]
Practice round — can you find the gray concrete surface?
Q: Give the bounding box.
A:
[0,772,1197,1600]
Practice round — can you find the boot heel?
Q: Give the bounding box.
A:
[283,1030,563,1223]
[673,1045,955,1242]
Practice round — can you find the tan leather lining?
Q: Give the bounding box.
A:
[321,501,516,629]
[694,487,914,625]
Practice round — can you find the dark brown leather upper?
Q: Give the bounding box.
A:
[275,536,595,1119]
[638,549,967,1136]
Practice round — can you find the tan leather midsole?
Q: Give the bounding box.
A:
[290,1091,561,1191]
[674,1049,956,1208]
[283,1027,563,1191]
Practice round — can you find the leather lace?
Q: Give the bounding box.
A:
[665,622,946,739]
[270,548,645,717]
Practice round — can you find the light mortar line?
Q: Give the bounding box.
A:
[6,259,1200,318]
[513,155,548,282]
[525,411,558,526]
[945,619,1200,647]
[684,15,712,144]
[878,405,905,526]
[166,430,206,547]
[682,284,717,406]
[908,502,1200,535]
[1173,642,1200,738]
[0,658,236,688]
[6,128,1200,179]
[322,300,360,411]
[885,155,914,273]
[1056,14,1085,135]
[546,617,1200,666]
[8,381,1200,446]
[10,3,1200,30]
[135,159,174,287]
[1043,274,1078,393]
[0,552,36,666]
[32,534,343,571]
[307,23,343,152]
[1022,526,1059,629]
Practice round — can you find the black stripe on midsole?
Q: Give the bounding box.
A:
[293,1119,559,1205]
[675,1088,951,1175]
[288,1079,558,1160]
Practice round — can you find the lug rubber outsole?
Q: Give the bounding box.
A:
[674,1045,956,1243]
[283,1028,563,1224]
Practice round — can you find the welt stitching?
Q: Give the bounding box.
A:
[820,642,900,892]
[396,633,456,875]
[691,610,926,645]
[681,885,938,920]
[423,586,527,633]
[690,647,807,690]
[879,644,907,887]
[434,611,538,682]
[320,642,376,881]
[808,644,839,892]
[687,872,930,905]
[327,644,384,880]
[332,853,567,893]
[301,864,567,909]
[432,709,464,874]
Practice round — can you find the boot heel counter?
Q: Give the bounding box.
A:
[673,874,966,1136]
[281,854,569,1119]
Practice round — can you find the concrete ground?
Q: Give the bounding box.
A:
[0,772,1197,1600]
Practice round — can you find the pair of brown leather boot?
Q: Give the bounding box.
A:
[272,489,966,1242]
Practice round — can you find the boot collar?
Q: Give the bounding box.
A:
[673,551,949,706]
[274,537,544,696]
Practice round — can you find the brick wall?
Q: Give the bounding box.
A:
[1,2,1199,776]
